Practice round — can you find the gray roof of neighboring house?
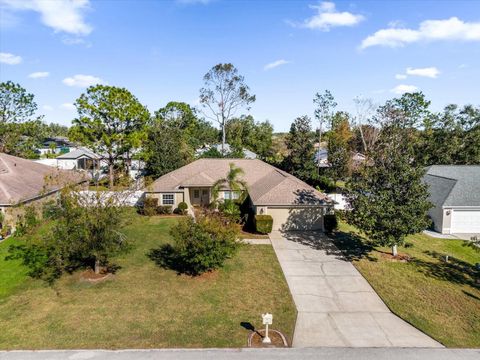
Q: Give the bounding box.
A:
[424,165,480,207]
[196,144,258,159]
[0,153,87,206]
[57,147,102,160]
[147,159,331,206]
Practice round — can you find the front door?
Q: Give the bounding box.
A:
[201,189,209,205]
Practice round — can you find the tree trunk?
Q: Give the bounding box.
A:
[109,162,114,189]
[392,244,398,257]
[221,117,226,155]
[318,118,323,173]
[94,258,101,274]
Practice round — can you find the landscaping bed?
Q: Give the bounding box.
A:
[330,221,480,348]
[0,214,296,349]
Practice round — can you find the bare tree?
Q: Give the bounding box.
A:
[353,96,376,153]
[199,64,256,154]
[313,90,337,170]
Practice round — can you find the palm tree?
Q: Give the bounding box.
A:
[211,163,248,205]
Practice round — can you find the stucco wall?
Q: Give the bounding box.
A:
[146,192,185,208]
[262,206,324,231]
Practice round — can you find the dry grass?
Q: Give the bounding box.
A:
[0,214,296,349]
[331,222,480,348]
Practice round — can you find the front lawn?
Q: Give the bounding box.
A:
[331,222,480,348]
[0,214,296,349]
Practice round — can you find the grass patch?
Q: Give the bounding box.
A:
[0,214,296,349]
[331,222,480,348]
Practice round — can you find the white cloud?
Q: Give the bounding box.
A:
[42,105,53,111]
[28,71,49,78]
[1,0,92,35]
[264,59,290,71]
[395,74,407,80]
[361,17,480,49]
[62,74,104,87]
[406,67,440,78]
[60,103,76,110]
[391,84,419,95]
[298,1,365,31]
[0,52,22,64]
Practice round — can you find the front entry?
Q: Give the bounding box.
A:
[190,188,210,206]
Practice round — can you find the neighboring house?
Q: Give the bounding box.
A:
[314,149,366,168]
[55,147,103,171]
[423,165,480,234]
[37,137,75,156]
[146,159,332,231]
[196,143,258,159]
[0,153,87,228]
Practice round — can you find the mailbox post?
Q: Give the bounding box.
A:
[262,313,273,344]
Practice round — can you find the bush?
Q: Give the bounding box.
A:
[142,197,158,216]
[218,200,242,223]
[149,215,240,275]
[157,205,173,215]
[177,202,188,215]
[14,206,39,237]
[254,215,273,234]
[324,214,338,233]
[42,200,62,220]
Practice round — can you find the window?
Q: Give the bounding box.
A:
[162,194,174,205]
[193,190,200,198]
[224,191,232,200]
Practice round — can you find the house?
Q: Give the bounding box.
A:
[55,147,103,171]
[314,149,367,168]
[196,143,258,159]
[146,159,332,231]
[423,165,480,234]
[0,153,87,228]
[37,136,75,157]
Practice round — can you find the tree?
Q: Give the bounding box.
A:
[313,90,337,170]
[353,96,376,153]
[282,115,317,183]
[144,119,193,178]
[328,112,353,183]
[345,105,432,257]
[0,81,41,154]
[211,163,248,204]
[226,115,274,159]
[70,85,150,187]
[8,187,130,283]
[199,63,256,154]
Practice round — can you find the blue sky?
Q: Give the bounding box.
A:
[1,0,479,131]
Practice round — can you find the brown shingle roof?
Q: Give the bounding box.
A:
[0,153,87,206]
[147,159,330,206]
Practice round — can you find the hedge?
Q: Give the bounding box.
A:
[142,197,159,216]
[324,214,338,233]
[177,202,188,215]
[254,214,273,234]
[157,206,173,215]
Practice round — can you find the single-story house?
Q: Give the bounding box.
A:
[37,136,75,156]
[55,147,103,171]
[196,143,258,159]
[314,149,366,168]
[145,159,333,231]
[0,153,87,228]
[423,165,480,234]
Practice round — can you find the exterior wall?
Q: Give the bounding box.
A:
[1,192,59,229]
[441,208,452,234]
[260,206,324,231]
[57,159,77,170]
[147,192,184,208]
[428,204,445,233]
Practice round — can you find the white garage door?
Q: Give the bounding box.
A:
[268,207,323,231]
[450,210,480,233]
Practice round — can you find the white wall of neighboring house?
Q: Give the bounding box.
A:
[327,193,348,210]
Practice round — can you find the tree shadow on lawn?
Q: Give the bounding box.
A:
[326,230,378,262]
[147,245,192,276]
[409,251,480,289]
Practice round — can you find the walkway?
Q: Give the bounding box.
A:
[269,231,443,348]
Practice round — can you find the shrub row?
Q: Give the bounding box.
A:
[254,214,273,234]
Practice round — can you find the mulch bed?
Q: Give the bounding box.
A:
[79,269,113,283]
[248,329,289,348]
[379,252,411,262]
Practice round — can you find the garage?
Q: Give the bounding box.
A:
[267,207,324,231]
[450,210,480,233]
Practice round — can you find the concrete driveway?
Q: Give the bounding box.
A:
[269,231,443,348]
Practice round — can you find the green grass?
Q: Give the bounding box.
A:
[331,222,480,348]
[0,213,296,349]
